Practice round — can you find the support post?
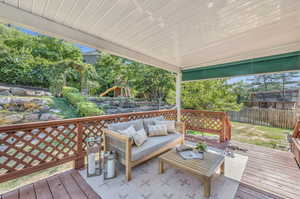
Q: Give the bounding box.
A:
[74,122,85,169]
[176,72,182,122]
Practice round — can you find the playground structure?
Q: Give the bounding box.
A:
[100,86,131,97]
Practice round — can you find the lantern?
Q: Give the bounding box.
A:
[86,136,102,177]
[103,151,116,179]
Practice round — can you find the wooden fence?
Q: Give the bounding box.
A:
[228,108,297,129]
[0,109,231,183]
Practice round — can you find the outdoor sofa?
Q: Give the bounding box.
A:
[103,117,185,181]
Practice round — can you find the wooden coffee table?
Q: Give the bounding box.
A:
[158,149,225,198]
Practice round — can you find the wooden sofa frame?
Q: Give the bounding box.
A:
[103,121,185,181]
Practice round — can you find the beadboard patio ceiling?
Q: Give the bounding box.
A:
[0,0,300,77]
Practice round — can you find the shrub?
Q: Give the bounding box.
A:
[62,86,79,95]
[62,86,104,117]
[77,101,104,117]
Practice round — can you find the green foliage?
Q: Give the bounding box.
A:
[62,86,79,95]
[94,52,175,100]
[195,142,207,152]
[180,79,242,111]
[77,101,104,117]
[0,24,82,88]
[62,86,104,116]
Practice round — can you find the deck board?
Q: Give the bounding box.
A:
[1,190,18,199]
[34,180,53,199]
[0,170,101,199]
[19,184,35,199]
[232,141,300,199]
[186,136,300,199]
[1,138,299,199]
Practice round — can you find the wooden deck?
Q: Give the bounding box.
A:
[186,135,300,199]
[233,141,300,199]
[1,138,300,199]
[0,170,101,199]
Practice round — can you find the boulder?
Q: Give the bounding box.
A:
[24,90,36,96]
[40,105,50,112]
[10,88,27,96]
[12,97,32,105]
[0,90,11,96]
[0,86,10,92]
[40,113,60,121]
[0,97,11,105]
[24,113,40,121]
[50,109,61,113]
[4,114,23,123]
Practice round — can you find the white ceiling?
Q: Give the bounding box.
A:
[1,0,300,72]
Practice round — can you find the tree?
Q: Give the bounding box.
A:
[230,80,250,104]
[271,72,300,96]
[177,79,242,111]
[0,24,83,88]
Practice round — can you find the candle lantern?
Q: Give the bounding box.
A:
[103,151,116,179]
[86,136,102,177]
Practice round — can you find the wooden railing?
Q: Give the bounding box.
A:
[0,109,231,183]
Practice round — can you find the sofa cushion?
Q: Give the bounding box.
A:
[143,116,164,134]
[148,124,168,137]
[118,125,136,145]
[155,120,176,133]
[131,133,181,161]
[133,128,148,147]
[108,119,144,132]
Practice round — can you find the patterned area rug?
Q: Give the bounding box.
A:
[80,148,248,199]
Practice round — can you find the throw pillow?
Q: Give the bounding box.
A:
[143,116,164,134]
[132,128,147,147]
[118,126,136,145]
[155,120,176,133]
[148,124,168,137]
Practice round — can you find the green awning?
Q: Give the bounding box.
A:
[182,51,300,81]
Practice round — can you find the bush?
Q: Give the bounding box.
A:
[62,86,104,117]
[62,86,79,96]
[77,102,104,117]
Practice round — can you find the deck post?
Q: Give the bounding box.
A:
[74,122,85,169]
[176,72,182,122]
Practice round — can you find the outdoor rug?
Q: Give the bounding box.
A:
[80,147,248,199]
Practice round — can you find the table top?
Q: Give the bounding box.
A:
[159,149,225,177]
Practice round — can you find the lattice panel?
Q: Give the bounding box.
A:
[181,110,225,132]
[0,124,78,177]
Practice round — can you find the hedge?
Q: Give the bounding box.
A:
[62,87,104,117]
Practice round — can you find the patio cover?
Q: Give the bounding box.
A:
[1,0,300,79]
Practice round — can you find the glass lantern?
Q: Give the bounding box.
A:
[103,151,116,179]
[86,136,102,177]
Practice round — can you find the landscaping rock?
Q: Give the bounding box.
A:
[5,114,23,123]
[0,90,11,96]
[40,105,50,112]
[24,113,40,121]
[12,97,32,105]
[40,113,60,121]
[10,88,27,96]
[0,106,3,111]
[0,97,11,105]
[0,86,10,92]
[50,109,61,113]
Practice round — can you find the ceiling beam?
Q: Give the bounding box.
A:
[0,2,180,73]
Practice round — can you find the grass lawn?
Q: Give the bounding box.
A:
[187,122,291,151]
[231,122,291,150]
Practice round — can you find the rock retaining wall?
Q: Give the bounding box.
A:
[87,97,174,114]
